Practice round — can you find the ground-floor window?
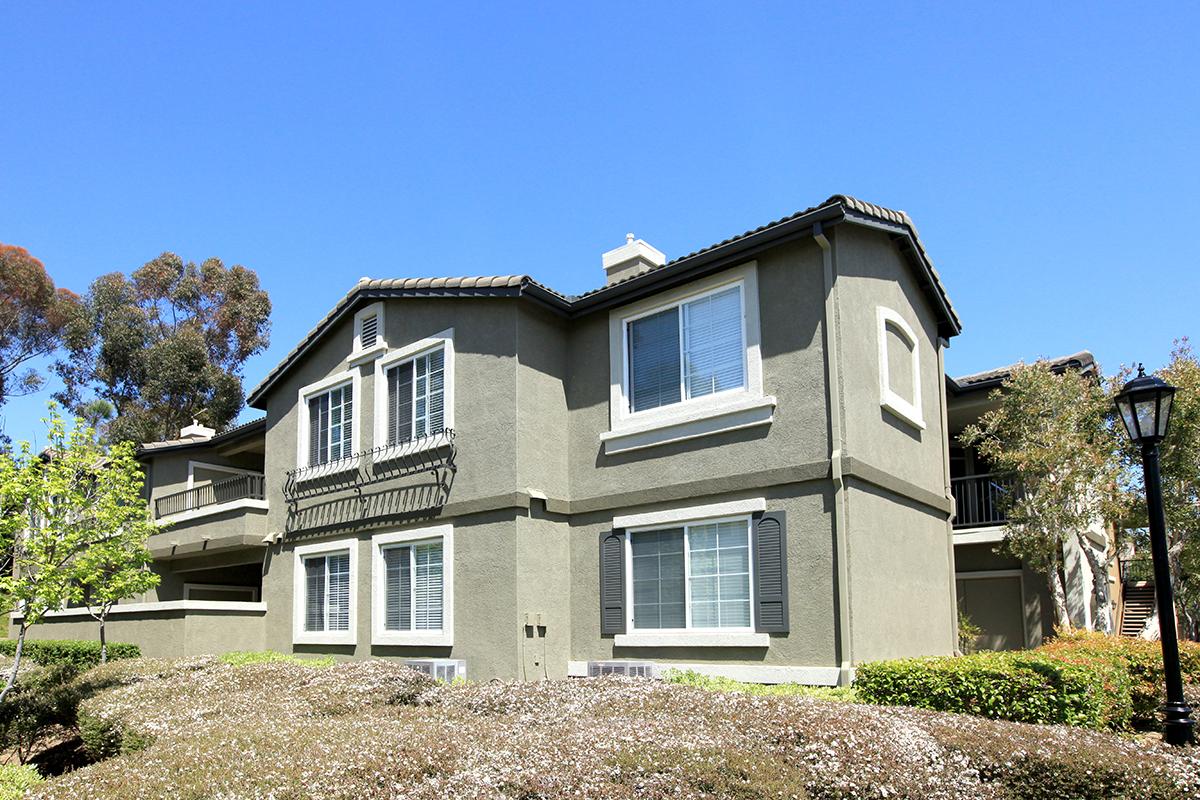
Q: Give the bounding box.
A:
[372,525,453,645]
[293,539,357,645]
[629,516,752,632]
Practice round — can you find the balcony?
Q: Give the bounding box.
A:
[951,473,1015,529]
[155,473,267,519]
[150,473,268,561]
[283,430,457,534]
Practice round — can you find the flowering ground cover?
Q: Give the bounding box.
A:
[25,656,1200,799]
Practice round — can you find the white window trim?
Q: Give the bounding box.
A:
[876,306,926,430]
[605,262,772,454]
[183,583,260,602]
[292,537,358,645]
[371,524,454,646]
[296,369,362,472]
[613,497,766,531]
[372,328,455,458]
[350,302,388,362]
[622,513,758,642]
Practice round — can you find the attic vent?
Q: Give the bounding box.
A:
[404,658,466,682]
[359,314,379,349]
[587,661,655,678]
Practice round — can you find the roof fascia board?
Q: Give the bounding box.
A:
[842,210,962,338]
[567,205,846,317]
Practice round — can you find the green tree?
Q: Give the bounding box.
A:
[0,406,160,701]
[961,361,1123,631]
[0,243,85,409]
[55,253,271,444]
[1115,340,1200,639]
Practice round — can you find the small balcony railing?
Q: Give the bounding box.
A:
[951,473,1015,529]
[1119,556,1154,584]
[282,429,457,534]
[154,473,266,519]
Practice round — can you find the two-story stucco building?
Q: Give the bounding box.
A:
[25,195,965,684]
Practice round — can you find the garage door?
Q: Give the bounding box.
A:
[956,573,1026,651]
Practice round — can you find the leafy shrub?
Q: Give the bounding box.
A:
[218,650,335,668]
[854,651,1133,730]
[0,639,139,670]
[0,663,87,763]
[0,764,42,800]
[663,668,858,701]
[1038,629,1200,726]
[957,608,982,653]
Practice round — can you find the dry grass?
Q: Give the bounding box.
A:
[27,657,1200,800]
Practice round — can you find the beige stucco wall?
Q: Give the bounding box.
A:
[834,225,949,499]
[845,481,956,661]
[24,608,265,658]
[564,241,831,507]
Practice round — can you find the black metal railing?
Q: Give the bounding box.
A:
[1120,556,1154,584]
[282,429,457,533]
[951,473,1016,529]
[154,473,266,519]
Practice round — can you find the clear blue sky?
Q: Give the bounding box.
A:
[2,3,1198,442]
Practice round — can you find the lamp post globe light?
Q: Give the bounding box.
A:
[1114,365,1195,746]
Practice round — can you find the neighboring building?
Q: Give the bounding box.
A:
[946,352,1117,650]
[24,195,965,684]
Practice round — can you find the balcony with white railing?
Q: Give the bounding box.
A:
[950,473,1016,530]
[150,473,269,560]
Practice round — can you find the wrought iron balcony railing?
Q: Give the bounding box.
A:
[951,473,1015,529]
[154,473,266,519]
[1119,556,1154,584]
[282,429,457,533]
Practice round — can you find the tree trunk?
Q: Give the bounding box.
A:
[99,613,107,665]
[0,623,29,704]
[1076,532,1114,634]
[1050,565,1072,631]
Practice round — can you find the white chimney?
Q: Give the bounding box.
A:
[601,233,666,286]
[179,419,216,441]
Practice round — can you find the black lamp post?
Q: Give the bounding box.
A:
[1114,365,1195,746]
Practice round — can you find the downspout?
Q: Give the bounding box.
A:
[938,339,961,653]
[814,224,854,685]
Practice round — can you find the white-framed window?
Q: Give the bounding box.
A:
[604,263,773,454]
[292,538,357,645]
[373,329,455,453]
[352,302,387,358]
[876,306,925,430]
[371,524,453,646]
[627,515,754,633]
[296,370,360,471]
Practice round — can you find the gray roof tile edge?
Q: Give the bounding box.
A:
[246,195,959,407]
[951,350,1097,390]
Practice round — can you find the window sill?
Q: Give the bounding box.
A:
[373,631,453,647]
[614,632,770,648]
[601,394,776,455]
[293,632,356,646]
[881,395,926,431]
[291,457,361,483]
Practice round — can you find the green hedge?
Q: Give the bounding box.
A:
[854,651,1132,730]
[0,639,140,670]
[1038,630,1200,727]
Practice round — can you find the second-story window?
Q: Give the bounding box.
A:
[384,346,445,444]
[308,382,353,465]
[627,284,745,413]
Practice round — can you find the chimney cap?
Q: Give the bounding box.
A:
[601,234,666,285]
[179,419,216,441]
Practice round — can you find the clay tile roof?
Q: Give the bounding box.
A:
[951,351,1097,392]
[246,196,959,408]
